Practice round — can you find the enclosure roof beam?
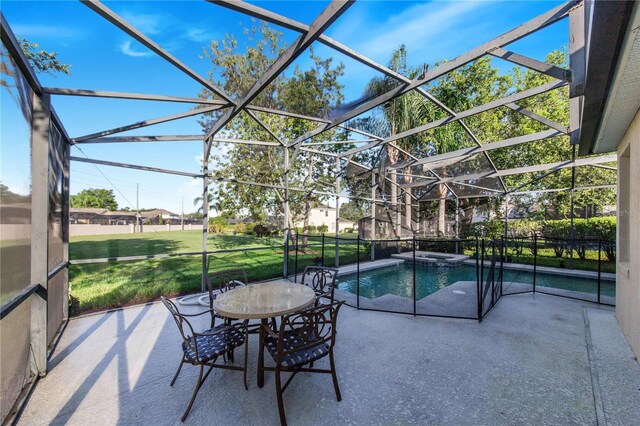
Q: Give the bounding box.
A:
[301,139,377,146]
[400,153,617,188]
[288,0,579,146]
[389,129,563,170]
[71,105,225,143]
[509,184,616,196]
[505,103,570,134]
[79,135,279,147]
[488,47,572,81]
[69,156,202,178]
[203,0,355,155]
[43,87,230,106]
[340,80,568,157]
[76,135,204,144]
[210,0,414,83]
[244,110,287,146]
[80,0,233,103]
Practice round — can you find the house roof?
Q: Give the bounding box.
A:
[578,1,638,155]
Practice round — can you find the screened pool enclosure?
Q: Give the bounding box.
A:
[0,0,619,423]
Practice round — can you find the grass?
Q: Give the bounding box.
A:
[69,231,364,314]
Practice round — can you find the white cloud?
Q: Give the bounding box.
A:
[328,1,487,65]
[119,40,151,57]
[184,28,215,43]
[120,11,163,35]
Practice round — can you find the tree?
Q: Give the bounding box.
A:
[18,37,70,75]
[198,23,346,247]
[339,201,365,222]
[70,188,118,210]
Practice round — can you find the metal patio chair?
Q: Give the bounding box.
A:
[205,268,248,328]
[300,266,338,305]
[261,301,344,426]
[161,296,248,422]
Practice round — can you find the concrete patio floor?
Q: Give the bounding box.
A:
[18,292,640,425]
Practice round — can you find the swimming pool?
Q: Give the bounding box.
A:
[337,263,615,300]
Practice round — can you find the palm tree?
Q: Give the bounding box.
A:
[364,45,456,236]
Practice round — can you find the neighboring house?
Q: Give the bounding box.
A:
[69,208,185,225]
[294,204,355,233]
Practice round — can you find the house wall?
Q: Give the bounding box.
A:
[616,109,640,358]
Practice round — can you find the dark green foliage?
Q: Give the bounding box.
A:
[70,188,118,210]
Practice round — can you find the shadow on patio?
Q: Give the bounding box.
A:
[19,293,640,425]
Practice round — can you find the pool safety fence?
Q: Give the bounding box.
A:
[290,233,616,322]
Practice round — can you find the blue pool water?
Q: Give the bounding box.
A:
[337,263,615,300]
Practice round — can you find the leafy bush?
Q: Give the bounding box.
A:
[307,225,317,234]
[208,216,230,234]
[317,224,329,233]
[245,222,256,235]
[234,222,246,234]
[343,227,353,233]
[253,223,270,237]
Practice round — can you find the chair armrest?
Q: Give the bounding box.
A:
[179,308,216,318]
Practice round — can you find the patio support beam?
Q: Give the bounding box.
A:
[283,147,290,277]
[69,156,202,178]
[71,105,225,143]
[289,0,580,146]
[203,0,354,156]
[202,141,209,292]
[30,91,51,377]
[1,13,43,95]
[568,2,586,145]
[80,0,233,103]
[42,87,229,105]
[335,156,341,267]
[340,80,568,157]
[389,129,563,170]
[488,47,571,81]
[505,103,570,134]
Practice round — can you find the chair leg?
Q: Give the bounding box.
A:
[181,364,204,422]
[275,367,287,426]
[329,351,342,402]
[170,359,185,386]
[243,332,249,390]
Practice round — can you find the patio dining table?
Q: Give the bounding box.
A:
[213,280,316,387]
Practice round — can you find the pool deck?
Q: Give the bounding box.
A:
[18,292,640,425]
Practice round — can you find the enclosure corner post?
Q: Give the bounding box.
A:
[412,235,417,317]
[533,234,537,293]
[201,139,209,293]
[356,235,360,310]
[597,239,602,304]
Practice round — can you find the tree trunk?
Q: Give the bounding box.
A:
[437,184,447,237]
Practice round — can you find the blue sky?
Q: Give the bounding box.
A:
[2,0,567,215]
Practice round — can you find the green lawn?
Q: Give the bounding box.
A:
[69,231,364,315]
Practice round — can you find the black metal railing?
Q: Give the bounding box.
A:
[289,233,616,322]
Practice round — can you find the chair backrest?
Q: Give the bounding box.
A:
[161,296,199,360]
[277,301,344,360]
[205,268,248,307]
[301,266,338,301]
